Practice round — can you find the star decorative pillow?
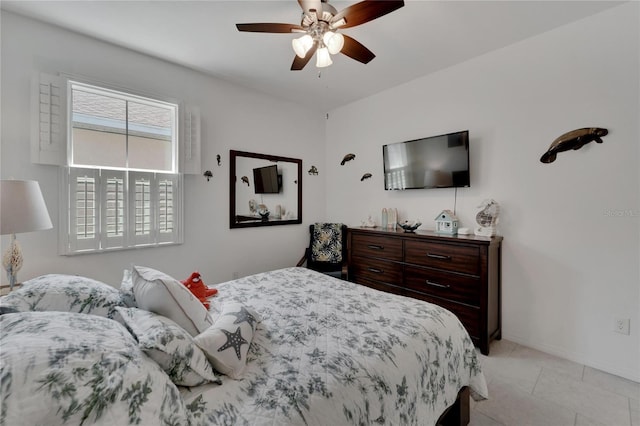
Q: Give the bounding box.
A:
[194,302,260,379]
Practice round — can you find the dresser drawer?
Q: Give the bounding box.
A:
[412,294,481,340]
[404,240,479,275]
[351,256,402,286]
[351,234,402,261]
[404,265,480,306]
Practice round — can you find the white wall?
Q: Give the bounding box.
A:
[1,11,327,287]
[2,4,638,382]
[325,3,639,381]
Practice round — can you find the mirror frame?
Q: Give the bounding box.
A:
[229,150,302,229]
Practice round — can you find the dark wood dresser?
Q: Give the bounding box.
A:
[348,227,502,355]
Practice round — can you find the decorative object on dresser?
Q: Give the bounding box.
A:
[348,227,502,355]
[397,220,422,233]
[360,216,376,227]
[382,208,398,230]
[1,180,53,290]
[388,208,397,230]
[435,209,459,235]
[475,199,500,237]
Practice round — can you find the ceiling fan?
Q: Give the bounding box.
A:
[236,0,405,70]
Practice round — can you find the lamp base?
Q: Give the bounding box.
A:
[2,234,23,291]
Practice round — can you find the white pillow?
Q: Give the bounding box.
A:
[194,302,260,379]
[0,274,125,319]
[131,265,214,336]
[0,311,191,425]
[119,267,137,307]
[115,307,220,387]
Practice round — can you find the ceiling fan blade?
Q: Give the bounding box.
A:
[332,0,404,29]
[236,23,303,33]
[291,43,318,71]
[340,34,375,64]
[297,0,322,15]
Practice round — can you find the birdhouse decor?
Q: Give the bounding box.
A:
[434,210,459,235]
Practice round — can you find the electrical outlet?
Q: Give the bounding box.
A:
[613,317,630,335]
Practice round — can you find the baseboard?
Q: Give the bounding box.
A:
[501,332,640,383]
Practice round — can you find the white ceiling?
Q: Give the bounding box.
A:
[2,0,623,112]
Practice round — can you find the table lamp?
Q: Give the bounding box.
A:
[1,180,53,290]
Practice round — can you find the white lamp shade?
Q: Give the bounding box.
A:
[316,47,333,68]
[292,34,314,58]
[1,180,53,235]
[323,31,344,55]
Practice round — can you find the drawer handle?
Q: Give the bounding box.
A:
[426,253,451,261]
[367,244,384,250]
[426,280,451,289]
[368,267,384,274]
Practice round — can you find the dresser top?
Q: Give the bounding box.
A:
[348,226,503,245]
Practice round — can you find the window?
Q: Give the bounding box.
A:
[61,81,182,254]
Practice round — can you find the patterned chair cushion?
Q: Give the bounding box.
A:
[310,223,344,263]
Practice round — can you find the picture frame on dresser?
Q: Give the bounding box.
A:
[347,226,502,355]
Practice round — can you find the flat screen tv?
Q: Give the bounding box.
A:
[253,164,281,194]
[383,130,470,190]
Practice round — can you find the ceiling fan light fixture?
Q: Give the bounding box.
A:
[237,0,406,71]
[292,34,314,58]
[316,47,333,68]
[330,18,347,29]
[322,31,344,55]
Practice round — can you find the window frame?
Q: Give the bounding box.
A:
[68,80,179,173]
[59,79,183,255]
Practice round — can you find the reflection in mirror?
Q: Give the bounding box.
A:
[230,150,302,229]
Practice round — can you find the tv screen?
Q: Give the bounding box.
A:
[383,130,470,190]
[253,164,280,194]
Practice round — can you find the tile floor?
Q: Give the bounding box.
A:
[469,340,640,426]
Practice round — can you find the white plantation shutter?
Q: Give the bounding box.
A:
[130,172,154,246]
[31,72,67,165]
[68,168,100,252]
[101,170,127,249]
[61,168,182,254]
[181,105,201,174]
[156,173,180,244]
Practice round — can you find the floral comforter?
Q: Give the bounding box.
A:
[183,267,488,425]
[0,267,487,426]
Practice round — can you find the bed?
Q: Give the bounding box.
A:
[0,266,487,426]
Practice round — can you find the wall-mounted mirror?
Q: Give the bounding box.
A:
[230,150,302,229]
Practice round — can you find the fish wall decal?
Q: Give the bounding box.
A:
[540,127,608,163]
[341,153,355,165]
[361,173,372,181]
